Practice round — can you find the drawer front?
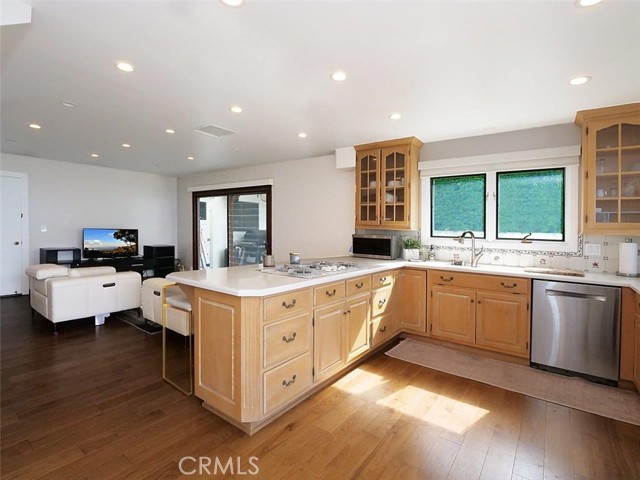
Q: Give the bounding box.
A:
[314,281,346,307]
[432,271,529,294]
[263,352,312,415]
[346,275,371,297]
[371,285,393,317]
[371,313,394,348]
[372,271,396,289]
[264,288,312,322]
[263,312,311,369]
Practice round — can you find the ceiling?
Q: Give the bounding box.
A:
[1,0,639,177]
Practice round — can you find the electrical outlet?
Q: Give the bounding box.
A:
[585,243,602,257]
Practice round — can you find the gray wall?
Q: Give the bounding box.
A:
[1,153,178,266]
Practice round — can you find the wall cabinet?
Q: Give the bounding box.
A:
[575,103,640,235]
[427,271,531,358]
[355,137,423,230]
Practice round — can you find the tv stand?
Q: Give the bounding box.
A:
[79,256,145,275]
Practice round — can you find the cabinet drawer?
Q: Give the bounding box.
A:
[432,271,529,294]
[371,313,394,348]
[371,285,393,317]
[314,281,346,307]
[264,288,312,322]
[263,312,311,369]
[263,352,312,415]
[346,275,371,297]
[372,271,395,288]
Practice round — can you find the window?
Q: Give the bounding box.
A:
[420,145,579,253]
[431,174,486,238]
[496,168,565,241]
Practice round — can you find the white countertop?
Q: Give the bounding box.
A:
[167,256,640,297]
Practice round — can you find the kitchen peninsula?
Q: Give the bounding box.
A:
[168,258,640,434]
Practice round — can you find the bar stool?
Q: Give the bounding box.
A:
[161,282,193,395]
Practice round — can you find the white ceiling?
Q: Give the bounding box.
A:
[1,0,639,177]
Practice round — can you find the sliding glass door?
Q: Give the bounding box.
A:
[192,186,271,269]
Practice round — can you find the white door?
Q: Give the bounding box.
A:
[1,172,28,295]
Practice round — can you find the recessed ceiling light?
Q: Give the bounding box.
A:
[90,153,99,158]
[122,143,131,148]
[570,75,592,86]
[116,62,135,73]
[165,129,176,134]
[61,101,76,108]
[575,0,603,7]
[187,156,195,160]
[28,123,41,129]
[298,132,307,138]
[389,113,402,120]
[220,0,243,7]
[230,105,243,113]
[331,71,347,82]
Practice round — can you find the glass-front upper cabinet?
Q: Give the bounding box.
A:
[355,137,423,230]
[575,103,640,235]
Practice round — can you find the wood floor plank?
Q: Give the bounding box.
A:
[2,295,640,480]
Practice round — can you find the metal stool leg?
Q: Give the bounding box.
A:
[161,282,193,396]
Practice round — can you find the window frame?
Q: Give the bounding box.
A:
[419,148,580,253]
[430,173,487,239]
[495,167,566,242]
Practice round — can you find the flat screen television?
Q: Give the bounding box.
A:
[83,228,139,259]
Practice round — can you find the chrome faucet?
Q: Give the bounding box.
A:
[454,231,484,267]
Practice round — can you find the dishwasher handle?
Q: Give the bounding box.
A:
[545,288,606,302]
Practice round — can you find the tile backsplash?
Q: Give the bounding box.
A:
[428,234,640,274]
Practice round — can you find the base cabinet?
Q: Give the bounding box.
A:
[428,271,531,358]
[635,292,640,390]
[314,303,347,382]
[397,269,427,334]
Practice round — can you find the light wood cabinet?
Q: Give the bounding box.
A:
[428,271,531,358]
[397,269,427,334]
[313,275,372,383]
[355,137,423,230]
[575,103,640,235]
[634,292,640,391]
[370,269,400,348]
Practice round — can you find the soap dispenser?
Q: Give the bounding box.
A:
[427,245,436,261]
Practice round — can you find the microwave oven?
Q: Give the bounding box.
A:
[352,234,400,260]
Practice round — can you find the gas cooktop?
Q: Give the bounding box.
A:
[260,260,360,278]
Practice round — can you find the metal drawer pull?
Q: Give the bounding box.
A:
[545,289,606,302]
[282,332,297,343]
[440,276,454,282]
[500,282,518,289]
[355,282,364,289]
[282,374,297,387]
[379,325,387,333]
[379,277,387,283]
[378,298,387,308]
[325,289,337,297]
[282,299,297,309]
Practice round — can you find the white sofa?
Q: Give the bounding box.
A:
[25,264,141,329]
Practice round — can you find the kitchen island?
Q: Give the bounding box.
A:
[168,257,640,434]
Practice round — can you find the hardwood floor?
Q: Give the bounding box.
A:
[2,294,639,479]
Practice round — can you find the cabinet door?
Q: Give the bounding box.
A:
[380,145,411,228]
[397,269,427,334]
[584,114,640,234]
[313,304,346,383]
[429,286,475,345]
[634,314,640,390]
[346,294,370,362]
[356,148,381,227]
[475,291,530,358]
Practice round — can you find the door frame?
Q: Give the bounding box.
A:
[1,171,29,295]
[191,185,272,269]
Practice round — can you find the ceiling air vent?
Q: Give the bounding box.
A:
[193,124,238,138]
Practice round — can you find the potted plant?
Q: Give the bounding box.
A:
[399,236,422,261]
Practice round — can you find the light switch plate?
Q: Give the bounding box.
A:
[585,243,602,257]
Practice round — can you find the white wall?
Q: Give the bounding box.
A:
[177,154,354,269]
[0,153,178,266]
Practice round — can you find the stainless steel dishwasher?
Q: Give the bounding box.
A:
[531,280,621,385]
